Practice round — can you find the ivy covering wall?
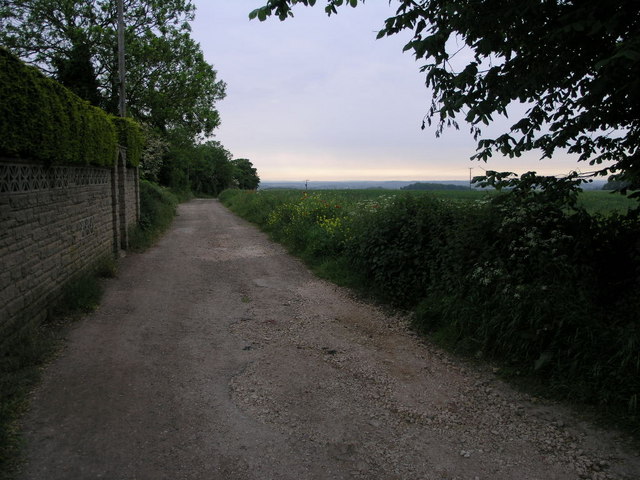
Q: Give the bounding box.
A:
[0,48,142,167]
[111,116,143,167]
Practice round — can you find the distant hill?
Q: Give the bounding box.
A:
[260,180,472,190]
[259,178,607,191]
[400,182,469,191]
[601,177,630,190]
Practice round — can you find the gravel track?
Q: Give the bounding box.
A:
[18,199,640,479]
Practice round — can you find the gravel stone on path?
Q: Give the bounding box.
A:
[18,199,640,480]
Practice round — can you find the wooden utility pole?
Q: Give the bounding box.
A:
[117,0,126,117]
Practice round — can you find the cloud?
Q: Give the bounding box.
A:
[191,1,590,181]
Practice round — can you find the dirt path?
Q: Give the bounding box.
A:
[19,199,639,480]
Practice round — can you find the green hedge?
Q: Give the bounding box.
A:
[0,48,142,167]
[128,180,178,250]
[111,116,143,167]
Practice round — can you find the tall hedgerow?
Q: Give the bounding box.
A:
[0,48,142,167]
[111,116,143,167]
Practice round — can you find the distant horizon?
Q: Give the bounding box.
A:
[260,178,468,183]
[258,178,608,190]
[192,2,598,183]
[260,178,608,183]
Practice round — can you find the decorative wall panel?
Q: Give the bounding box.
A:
[0,163,110,194]
[1,157,139,336]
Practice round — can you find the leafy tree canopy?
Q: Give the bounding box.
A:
[232,158,261,190]
[195,141,236,196]
[251,0,640,193]
[1,0,225,143]
[159,140,238,196]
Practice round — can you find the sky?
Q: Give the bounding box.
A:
[190,1,590,182]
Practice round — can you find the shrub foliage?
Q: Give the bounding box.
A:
[111,116,144,167]
[128,180,178,251]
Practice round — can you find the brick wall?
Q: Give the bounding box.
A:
[0,155,139,334]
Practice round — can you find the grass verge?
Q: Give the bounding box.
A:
[0,256,116,480]
[128,180,180,251]
[2,181,180,478]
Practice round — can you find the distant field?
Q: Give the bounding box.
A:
[252,188,636,215]
[425,188,637,214]
[577,190,638,214]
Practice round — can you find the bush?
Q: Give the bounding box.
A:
[266,191,346,257]
[111,116,144,167]
[128,180,178,250]
[347,195,474,305]
[0,255,116,479]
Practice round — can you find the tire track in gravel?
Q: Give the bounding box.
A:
[19,199,640,480]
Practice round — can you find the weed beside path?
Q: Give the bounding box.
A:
[1,180,179,479]
[0,259,114,480]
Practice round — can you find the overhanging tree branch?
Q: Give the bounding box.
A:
[252,0,640,192]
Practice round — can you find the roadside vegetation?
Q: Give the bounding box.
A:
[220,178,640,434]
[0,175,191,479]
[246,2,640,436]
[3,0,638,467]
[0,256,116,480]
[128,181,180,251]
